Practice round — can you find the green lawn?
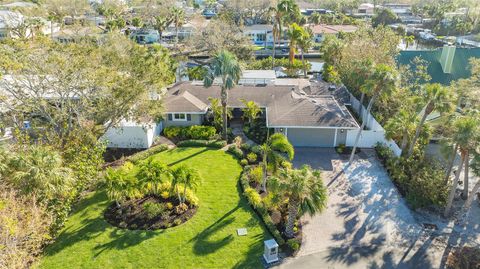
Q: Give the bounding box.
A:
[39,147,269,269]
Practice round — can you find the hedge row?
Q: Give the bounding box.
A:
[127,144,169,164]
[176,139,227,149]
[239,166,286,246]
[164,125,217,141]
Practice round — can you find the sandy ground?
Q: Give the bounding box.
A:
[276,149,480,269]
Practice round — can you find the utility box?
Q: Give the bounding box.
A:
[263,239,279,264]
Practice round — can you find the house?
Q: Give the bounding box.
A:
[0,10,23,39]
[243,24,289,47]
[307,24,358,43]
[162,81,359,147]
[0,10,57,40]
[130,28,160,44]
[354,3,376,17]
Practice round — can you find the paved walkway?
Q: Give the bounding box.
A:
[276,150,445,269]
[230,121,256,146]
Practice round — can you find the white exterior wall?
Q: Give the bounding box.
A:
[101,122,162,149]
[346,93,402,156]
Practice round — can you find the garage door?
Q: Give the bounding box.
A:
[287,128,335,147]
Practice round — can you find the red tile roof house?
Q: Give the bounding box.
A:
[307,24,358,43]
[163,81,360,147]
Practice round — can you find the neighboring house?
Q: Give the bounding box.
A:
[397,46,480,85]
[243,24,288,47]
[0,10,57,40]
[383,3,422,24]
[308,24,358,43]
[0,10,23,39]
[163,81,359,147]
[354,3,376,17]
[163,19,210,41]
[130,28,160,44]
[301,9,333,16]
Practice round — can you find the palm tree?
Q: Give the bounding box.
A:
[298,28,313,77]
[240,99,261,125]
[384,108,417,153]
[153,16,172,41]
[260,133,294,192]
[407,83,453,157]
[349,64,397,164]
[171,165,201,205]
[286,23,304,67]
[461,152,480,214]
[269,165,327,238]
[204,50,242,140]
[309,12,321,25]
[170,6,184,48]
[137,159,172,195]
[444,115,480,216]
[270,0,298,68]
[404,35,415,49]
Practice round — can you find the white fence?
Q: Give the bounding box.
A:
[101,121,163,149]
[346,93,402,157]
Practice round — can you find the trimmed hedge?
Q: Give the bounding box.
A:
[227,145,244,160]
[239,166,285,246]
[127,144,169,164]
[164,125,216,141]
[176,139,227,149]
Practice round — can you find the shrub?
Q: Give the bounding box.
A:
[176,139,226,148]
[173,218,183,226]
[244,187,262,209]
[163,126,182,139]
[251,145,262,156]
[143,201,166,219]
[281,161,292,170]
[175,203,188,214]
[287,238,301,252]
[240,143,252,153]
[336,143,346,154]
[227,145,244,159]
[166,202,173,210]
[160,191,170,199]
[240,159,248,166]
[187,125,216,140]
[249,166,263,185]
[128,144,169,164]
[247,152,257,164]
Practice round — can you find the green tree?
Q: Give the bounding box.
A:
[204,50,242,140]
[309,12,321,25]
[153,16,173,39]
[171,165,201,205]
[404,35,415,49]
[444,115,480,216]
[171,6,185,48]
[372,8,398,27]
[260,133,294,192]
[104,165,141,207]
[384,108,417,153]
[349,64,397,164]
[298,27,313,77]
[286,23,304,67]
[270,0,298,68]
[269,165,327,238]
[407,84,453,157]
[240,99,261,125]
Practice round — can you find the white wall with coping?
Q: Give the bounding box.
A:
[346,92,402,156]
[101,121,163,149]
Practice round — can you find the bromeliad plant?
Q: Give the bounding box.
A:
[269,165,327,238]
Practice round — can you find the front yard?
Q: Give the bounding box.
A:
[39,147,269,268]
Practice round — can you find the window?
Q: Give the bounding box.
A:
[173,113,187,121]
[257,33,266,41]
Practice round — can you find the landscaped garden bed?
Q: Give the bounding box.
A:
[243,119,269,144]
[104,195,196,230]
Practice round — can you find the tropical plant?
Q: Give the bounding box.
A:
[286,23,304,66]
[260,133,294,192]
[240,99,261,124]
[137,159,173,195]
[349,64,397,164]
[153,16,172,38]
[269,165,327,238]
[309,12,321,25]
[298,28,313,77]
[444,115,480,216]
[171,165,201,205]
[384,108,418,153]
[104,166,140,207]
[407,83,453,157]
[170,6,185,47]
[204,50,242,140]
[270,0,298,68]
[404,35,415,49]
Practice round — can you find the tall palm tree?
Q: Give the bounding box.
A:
[270,0,298,68]
[204,50,242,140]
[170,6,184,48]
[384,108,417,154]
[462,152,480,214]
[260,133,294,192]
[298,27,313,77]
[286,23,304,67]
[153,16,172,41]
[171,165,201,205]
[269,165,327,238]
[444,115,480,216]
[349,64,397,164]
[407,83,453,157]
[404,35,415,49]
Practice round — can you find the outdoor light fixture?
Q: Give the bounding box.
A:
[341,129,345,133]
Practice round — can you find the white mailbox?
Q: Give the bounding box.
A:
[263,239,279,264]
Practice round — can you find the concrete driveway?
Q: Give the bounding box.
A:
[276,149,444,269]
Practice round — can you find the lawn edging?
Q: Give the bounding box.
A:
[176,139,227,149]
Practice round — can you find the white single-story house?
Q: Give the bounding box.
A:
[307,24,358,43]
[163,81,360,147]
[243,24,288,47]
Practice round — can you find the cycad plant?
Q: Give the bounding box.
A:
[269,165,327,238]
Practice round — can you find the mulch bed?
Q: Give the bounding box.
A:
[104,196,197,230]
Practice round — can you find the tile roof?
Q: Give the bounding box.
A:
[308,24,358,35]
[164,82,359,128]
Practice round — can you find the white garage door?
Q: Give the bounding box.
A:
[287,128,335,147]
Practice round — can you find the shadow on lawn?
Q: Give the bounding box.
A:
[44,191,157,258]
[166,148,211,167]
